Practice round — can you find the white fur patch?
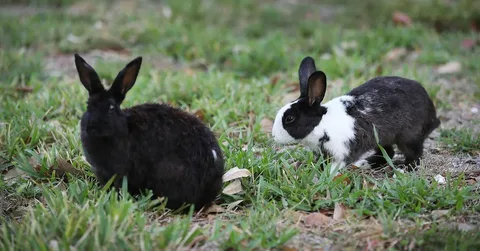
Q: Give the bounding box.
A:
[359,107,372,115]
[303,96,356,163]
[272,96,356,171]
[393,169,405,179]
[272,101,298,144]
[354,159,372,169]
[212,149,218,161]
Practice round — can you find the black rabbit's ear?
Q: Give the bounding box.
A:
[298,56,317,98]
[110,57,142,103]
[307,71,327,106]
[74,54,105,94]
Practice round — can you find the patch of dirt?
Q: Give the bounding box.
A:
[420,75,480,176]
[422,136,479,175]
[0,191,31,221]
[274,0,343,23]
[285,231,333,250]
[434,76,480,125]
[0,5,53,16]
[44,51,190,78]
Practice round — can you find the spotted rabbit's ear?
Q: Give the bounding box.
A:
[109,57,142,103]
[298,56,317,98]
[307,71,327,106]
[74,54,105,95]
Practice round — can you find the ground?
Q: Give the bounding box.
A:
[1,0,480,250]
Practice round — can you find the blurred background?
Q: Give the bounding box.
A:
[1,0,479,81]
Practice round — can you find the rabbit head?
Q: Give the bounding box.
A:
[74,54,142,137]
[272,56,329,145]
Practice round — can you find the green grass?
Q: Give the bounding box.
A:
[440,128,480,155]
[1,0,480,249]
[393,224,480,250]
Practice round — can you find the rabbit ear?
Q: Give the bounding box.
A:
[74,54,105,94]
[298,56,317,98]
[307,71,327,106]
[110,57,142,103]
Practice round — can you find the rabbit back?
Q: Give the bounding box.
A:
[82,103,224,209]
[344,76,440,163]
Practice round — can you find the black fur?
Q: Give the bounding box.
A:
[282,56,328,139]
[75,54,224,210]
[298,57,317,97]
[345,76,441,170]
[279,56,440,171]
[282,100,327,139]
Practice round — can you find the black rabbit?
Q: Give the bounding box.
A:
[74,54,224,210]
[272,56,440,174]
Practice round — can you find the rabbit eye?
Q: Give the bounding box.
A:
[285,115,295,124]
[109,104,115,110]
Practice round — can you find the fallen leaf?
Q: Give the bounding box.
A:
[93,20,104,30]
[66,34,84,44]
[260,118,273,133]
[56,181,68,191]
[436,61,462,74]
[461,39,477,50]
[320,53,332,60]
[232,225,246,234]
[363,178,377,189]
[207,214,215,222]
[184,68,195,76]
[340,41,358,50]
[392,11,412,26]
[15,86,33,93]
[434,174,446,184]
[66,2,95,16]
[304,212,332,227]
[3,167,26,181]
[48,240,59,251]
[222,167,251,182]
[226,200,244,211]
[204,204,225,214]
[222,179,243,195]
[333,174,351,185]
[187,235,208,249]
[193,109,205,121]
[293,161,302,170]
[162,6,172,19]
[384,47,407,62]
[28,156,42,172]
[333,203,347,220]
[431,209,449,219]
[466,178,476,185]
[56,158,81,176]
[457,223,475,232]
[270,75,281,86]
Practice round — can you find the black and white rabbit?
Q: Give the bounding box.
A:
[272,56,440,174]
[74,54,224,209]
